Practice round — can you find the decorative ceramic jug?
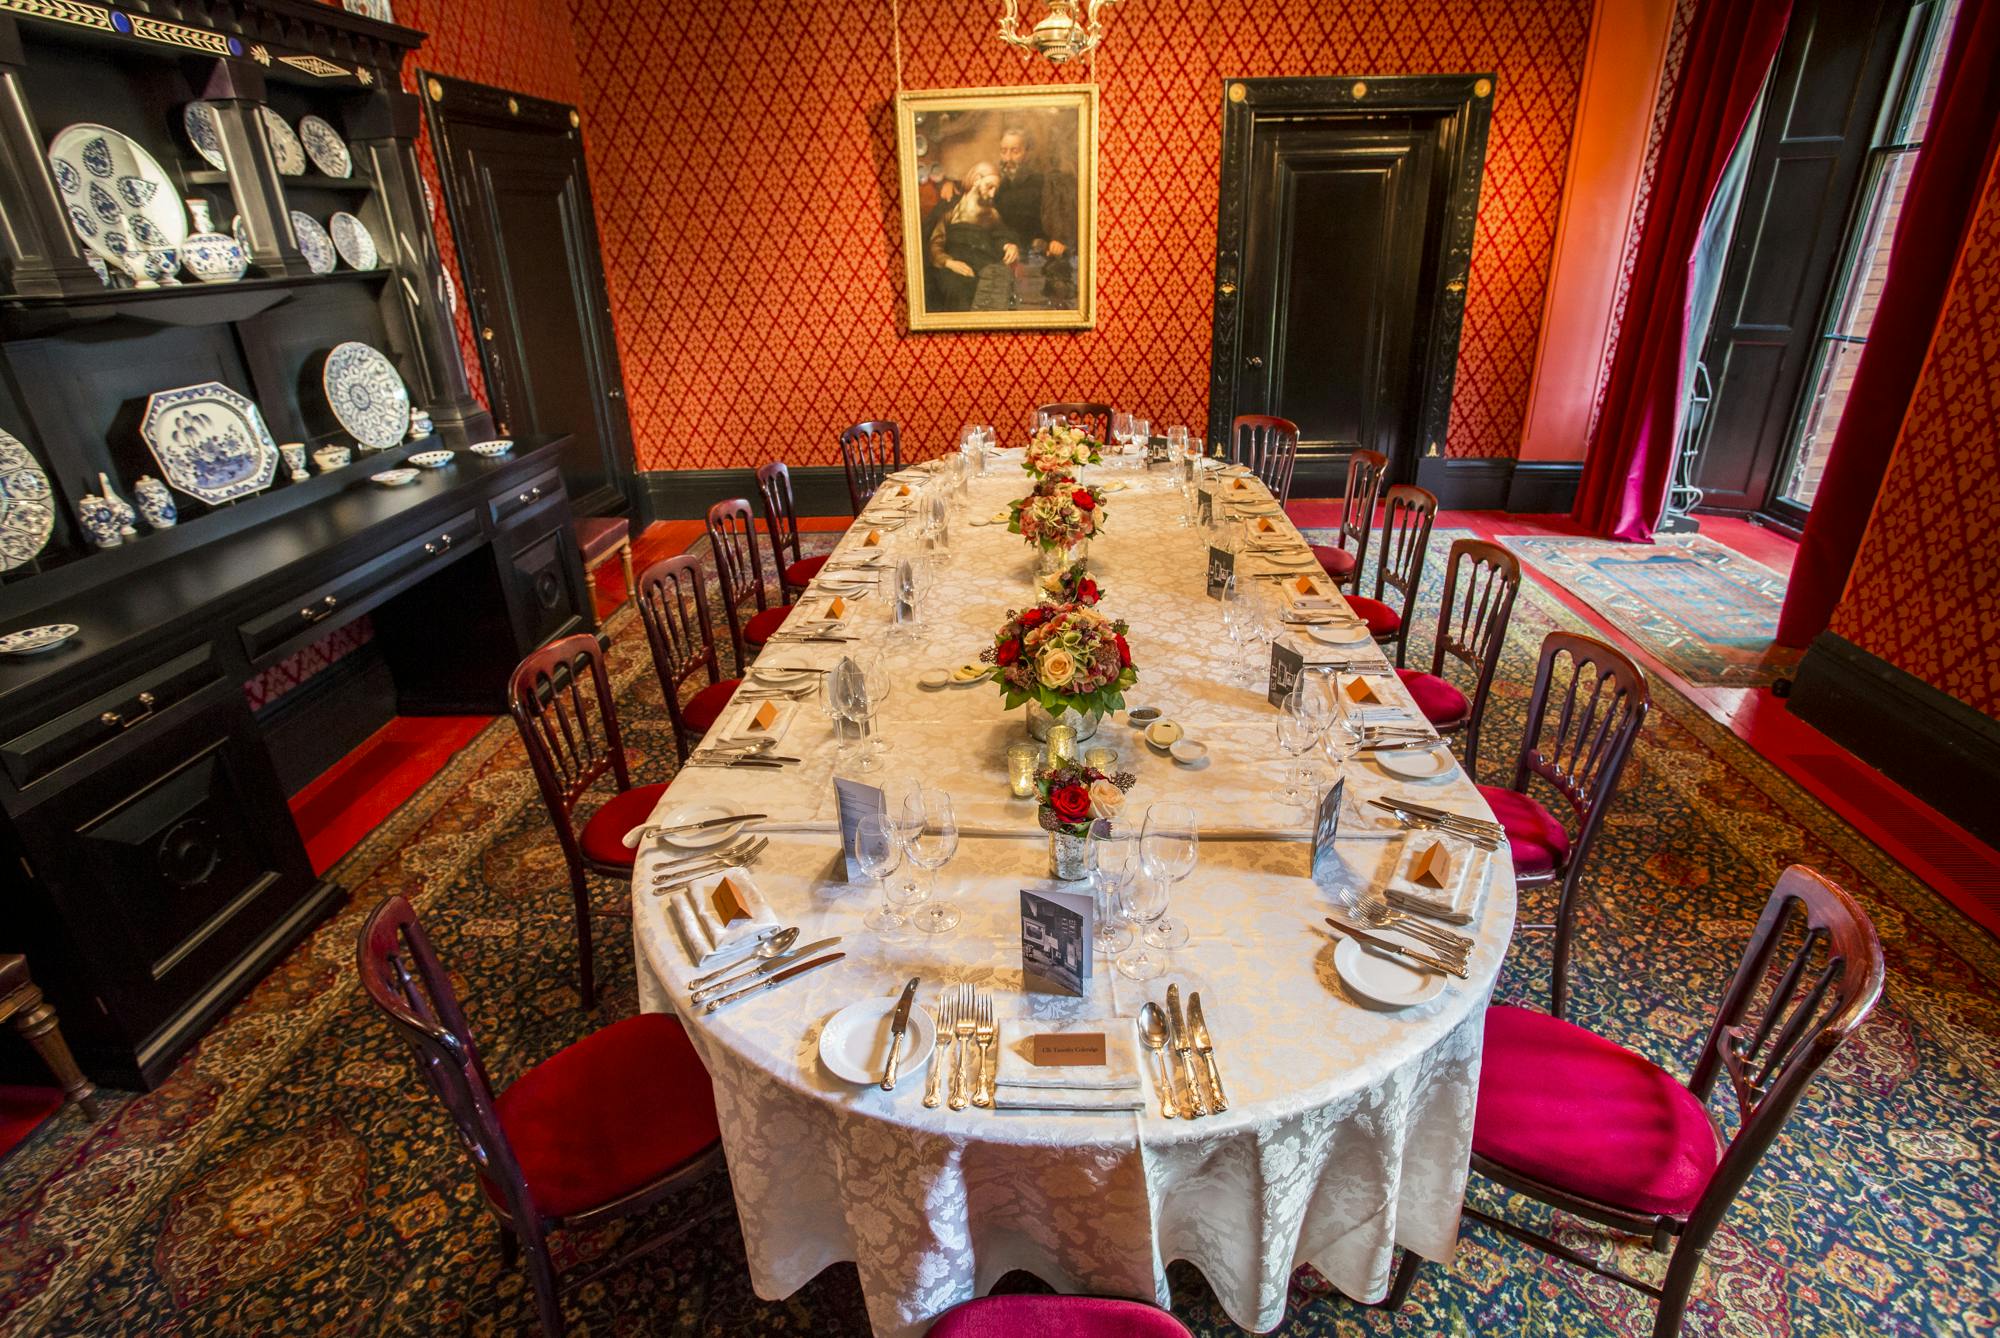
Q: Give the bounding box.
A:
[98,474,138,536]
[74,492,122,548]
[134,475,176,529]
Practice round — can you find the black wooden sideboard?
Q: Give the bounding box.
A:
[0,437,590,1089]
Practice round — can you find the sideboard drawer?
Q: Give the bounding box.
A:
[1,647,226,790]
[489,468,562,527]
[238,509,480,664]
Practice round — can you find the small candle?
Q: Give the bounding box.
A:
[1044,724,1078,767]
[1007,743,1039,797]
[1084,746,1115,773]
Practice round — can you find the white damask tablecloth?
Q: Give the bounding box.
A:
[632,453,1517,1336]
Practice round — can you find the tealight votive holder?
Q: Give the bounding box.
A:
[1083,746,1116,773]
[1044,723,1078,767]
[1006,743,1039,798]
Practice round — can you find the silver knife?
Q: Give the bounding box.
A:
[1326,917,1468,979]
[689,937,843,1002]
[685,925,796,989]
[702,952,846,1013]
[1386,798,1503,835]
[1368,799,1499,848]
[879,976,921,1091]
[1187,993,1228,1114]
[1164,985,1206,1117]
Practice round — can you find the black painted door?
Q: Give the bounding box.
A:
[425,76,633,517]
[1226,117,1442,486]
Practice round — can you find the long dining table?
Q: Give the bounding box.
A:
[631,448,1518,1336]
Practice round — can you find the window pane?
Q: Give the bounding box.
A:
[1781,337,1866,508]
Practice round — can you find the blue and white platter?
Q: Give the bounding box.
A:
[0,624,78,656]
[262,108,306,176]
[140,382,279,506]
[298,115,352,178]
[328,211,377,270]
[322,341,410,451]
[290,211,336,275]
[182,102,225,170]
[0,430,55,572]
[47,123,187,270]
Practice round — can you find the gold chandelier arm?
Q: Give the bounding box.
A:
[997,0,1025,43]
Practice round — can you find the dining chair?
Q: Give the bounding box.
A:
[1440,865,1884,1338]
[755,460,832,601]
[839,420,902,514]
[706,497,794,670]
[358,894,727,1338]
[1310,449,1387,590]
[1477,631,1649,1019]
[0,954,98,1120]
[1036,401,1113,441]
[927,1294,1196,1337]
[507,633,663,1008]
[1345,483,1436,666]
[1394,538,1520,776]
[635,555,742,765]
[1231,414,1300,504]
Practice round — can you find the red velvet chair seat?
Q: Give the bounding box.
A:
[927,1295,1196,1337]
[744,605,794,644]
[681,679,742,733]
[487,1013,721,1218]
[1310,544,1357,580]
[1347,595,1401,637]
[1476,784,1574,878]
[1394,668,1471,727]
[577,783,669,867]
[784,555,828,588]
[1475,1004,1720,1218]
[573,515,631,562]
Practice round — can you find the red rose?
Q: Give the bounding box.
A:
[1076,578,1100,605]
[996,639,1021,665]
[1020,607,1046,628]
[1049,783,1092,822]
[1072,489,1096,511]
[1114,634,1131,666]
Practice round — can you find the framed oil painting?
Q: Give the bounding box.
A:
[897,85,1098,332]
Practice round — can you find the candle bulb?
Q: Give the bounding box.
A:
[1006,743,1039,798]
[1044,724,1077,767]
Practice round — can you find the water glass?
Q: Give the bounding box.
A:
[903,788,962,934]
[1322,704,1363,778]
[1132,417,1150,451]
[1138,801,1197,950]
[1116,872,1172,980]
[856,813,916,932]
[860,653,894,762]
[1277,694,1319,809]
[1166,425,1189,458]
[1089,822,1137,956]
[1112,411,1133,451]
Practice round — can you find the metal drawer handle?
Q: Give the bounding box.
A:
[99,691,157,731]
[299,594,339,623]
[517,485,543,505]
[424,532,454,555]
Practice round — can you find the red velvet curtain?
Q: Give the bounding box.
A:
[1570,0,1792,541]
[1776,0,2000,647]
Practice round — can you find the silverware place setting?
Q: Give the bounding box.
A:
[689,932,845,1006]
[699,949,845,1013]
[1139,986,1228,1119]
[1324,916,1469,979]
[647,836,770,892]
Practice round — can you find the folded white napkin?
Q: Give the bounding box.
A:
[995,1017,1143,1092]
[719,699,797,747]
[1385,832,1493,925]
[669,867,779,965]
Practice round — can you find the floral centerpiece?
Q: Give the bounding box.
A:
[1023,421,1103,477]
[1008,475,1105,562]
[983,599,1136,740]
[1036,758,1136,879]
[1037,558,1101,606]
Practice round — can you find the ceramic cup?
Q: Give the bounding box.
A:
[280,443,308,482]
[313,445,351,473]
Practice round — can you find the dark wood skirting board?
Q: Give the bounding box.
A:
[1789,632,2000,849]
[639,466,855,522]
[1413,456,1582,512]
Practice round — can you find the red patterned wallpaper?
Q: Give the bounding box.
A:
[1829,150,2000,719]
[564,0,1594,469]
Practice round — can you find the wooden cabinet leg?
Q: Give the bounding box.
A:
[8,987,99,1121]
[618,541,635,604]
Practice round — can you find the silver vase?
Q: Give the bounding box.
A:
[1025,700,1102,742]
[1048,829,1090,881]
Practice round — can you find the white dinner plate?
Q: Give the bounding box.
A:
[750,664,817,688]
[1371,747,1457,783]
[1334,933,1445,1008]
[657,803,746,850]
[1308,622,1373,645]
[819,996,937,1086]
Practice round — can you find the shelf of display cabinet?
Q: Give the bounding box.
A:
[0,269,394,336]
[184,170,376,193]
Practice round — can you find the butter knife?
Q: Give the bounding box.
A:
[1187,993,1228,1113]
[1164,985,1206,1117]
[689,937,843,1002]
[880,976,921,1091]
[1385,797,1503,836]
[1325,918,1468,979]
[701,952,845,1013]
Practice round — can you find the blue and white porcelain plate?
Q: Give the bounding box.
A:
[0,430,55,572]
[47,123,187,270]
[261,108,306,176]
[322,342,410,451]
[182,102,225,170]
[298,115,351,178]
[328,211,376,270]
[290,211,336,275]
[140,382,279,506]
[0,624,79,656]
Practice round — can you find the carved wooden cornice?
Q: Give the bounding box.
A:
[0,0,427,86]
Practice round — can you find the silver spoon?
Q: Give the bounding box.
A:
[684,927,798,990]
[1139,1003,1176,1120]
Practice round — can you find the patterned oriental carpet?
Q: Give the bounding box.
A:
[1,527,1994,1337]
[1497,534,1799,688]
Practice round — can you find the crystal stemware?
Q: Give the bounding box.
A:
[903,787,962,934]
[1089,821,1137,956]
[1139,800,1197,950]
[856,813,916,932]
[1116,871,1171,980]
[1277,692,1319,811]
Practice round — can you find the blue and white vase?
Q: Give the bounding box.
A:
[75,492,122,549]
[98,474,138,536]
[134,475,176,529]
[407,406,435,441]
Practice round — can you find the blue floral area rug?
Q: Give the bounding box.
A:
[0,530,1992,1337]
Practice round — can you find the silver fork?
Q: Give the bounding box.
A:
[1350,890,1472,961]
[948,983,976,1110]
[923,992,951,1109]
[648,836,762,881]
[972,996,996,1108]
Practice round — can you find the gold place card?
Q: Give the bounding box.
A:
[1410,840,1453,890]
[749,701,779,730]
[1343,676,1382,706]
[864,530,882,546]
[711,876,750,925]
[828,596,847,619]
[1032,1032,1107,1066]
[1294,575,1317,595]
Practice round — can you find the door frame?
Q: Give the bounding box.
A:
[420,72,634,518]
[1208,75,1493,490]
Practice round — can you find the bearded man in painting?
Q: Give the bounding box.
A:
[995,125,1079,304]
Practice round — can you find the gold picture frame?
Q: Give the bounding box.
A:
[896,84,1099,332]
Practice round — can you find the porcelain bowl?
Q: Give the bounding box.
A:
[370,468,419,487]
[313,446,351,472]
[467,439,514,457]
[181,232,247,283]
[408,450,454,469]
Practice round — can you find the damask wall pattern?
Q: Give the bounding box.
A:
[1828,150,2000,718]
[565,0,1595,470]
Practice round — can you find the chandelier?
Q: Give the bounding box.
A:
[997,0,1119,64]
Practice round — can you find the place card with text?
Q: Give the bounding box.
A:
[1198,487,1214,526]
[833,776,884,883]
[1021,883,1093,996]
[1206,546,1236,599]
[1312,778,1346,885]
[1268,641,1305,707]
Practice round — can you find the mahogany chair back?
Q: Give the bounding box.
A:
[755,461,806,589]
[1037,402,1113,441]
[1231,414,1300,503]
[1335,449,1388,586]
[1369,483,1436,665]
[636,555,724,761]
[1423,538,1521,774]
[705,497,773,669]
[838,420,901,513]
[1506,631,1650,1016]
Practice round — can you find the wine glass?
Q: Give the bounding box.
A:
[1139,801,1197,949]
[860,652,894,763]
[1322,700,1363,779]
[828,658,867,768]
[1089,821,1137,956]
[1277,691,1319,811]
[1112,411,1133,452]
[1166,425,1188,457]
[880,773,925,903]
[1116,871,1171,981]
[856,813,915,932]
[1132,417,1150,452]
[903,787,961,933]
